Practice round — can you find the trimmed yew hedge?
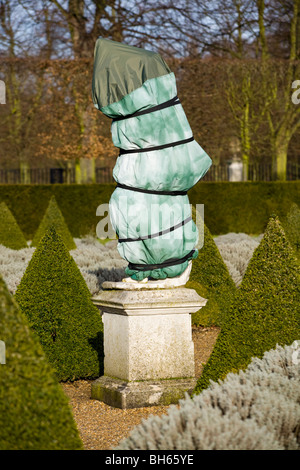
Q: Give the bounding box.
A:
[281,202,300,257]
[0,182,299,239]
[0,274,83,450]
[15,227,104,381]
[194,215,300,395]
[0,183,115,240]
[31,195,76,250]
[0,201,27,249]
[186,206,236,327]
[189,181,300,235]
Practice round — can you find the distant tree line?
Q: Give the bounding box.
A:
[0,0,300,180]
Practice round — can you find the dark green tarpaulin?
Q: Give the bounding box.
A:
[92,38,171,109]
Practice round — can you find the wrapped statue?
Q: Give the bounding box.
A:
[92,39,212,283]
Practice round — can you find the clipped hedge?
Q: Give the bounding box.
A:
[116,342,300,450]
[0,274,83,450]
[281,202,300,257]
[186,207,236,327]
[15,226,104,381]
[0,182,299,239]
[31,195,76,250]
[0,201,27,249]
[0,183,115,239]
[194,215,300,394]
[189,181,300,234]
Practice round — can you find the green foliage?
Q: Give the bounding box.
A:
[194,215,300,394]
[0,182,299,239]
[189,181,300,235]
[0,201,27,249]
[15,226,104,381]
[0,183,115,239]
[281,202,300,257]
[187,207,236,327]
[31,195,76,250]
[0,274,83,450]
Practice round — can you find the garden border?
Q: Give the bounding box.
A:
[0,181,299,238]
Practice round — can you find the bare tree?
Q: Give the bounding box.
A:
[172,0,300,179]
[258,0,300,179]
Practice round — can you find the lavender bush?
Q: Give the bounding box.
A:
[214,233,263,286]
[0,237,126,295]
[115,342,300,450]
[70,237,126,295]
[0,233,262,295]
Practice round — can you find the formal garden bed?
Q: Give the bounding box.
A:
[0,193,299,450]
[0,231,261,296]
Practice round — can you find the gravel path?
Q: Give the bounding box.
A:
[61,326,220,450]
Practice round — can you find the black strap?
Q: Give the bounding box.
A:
[116,182,187,196]
[128,249,195,272]
[119,135,194,156]
[118,216,192,243]
[113,95,180,122]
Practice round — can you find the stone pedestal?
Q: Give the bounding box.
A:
[91,287,206,409]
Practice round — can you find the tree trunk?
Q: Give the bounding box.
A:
[20,162,31,184]
[240,87,250,181]
[272,133,290,181]
[242,156,249,181]
[75,159,82,184]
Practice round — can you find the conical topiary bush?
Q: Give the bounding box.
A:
[15,226,104,382]
[186,206,236,327]
[31,195,76,250]
[281,202,300,257]
[194,215,300,395]
[0,201,27,249]
[0,274,83,450]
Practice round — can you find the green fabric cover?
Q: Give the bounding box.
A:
[92,38,171,108]
[92,39,212,280]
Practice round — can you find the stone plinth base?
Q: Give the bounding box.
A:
[91,287,206,409]
[91,375,197,409]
